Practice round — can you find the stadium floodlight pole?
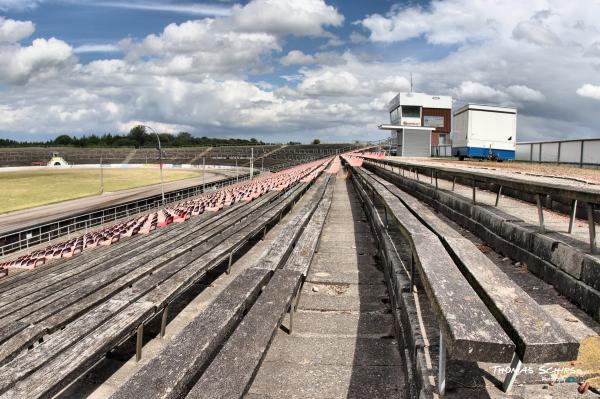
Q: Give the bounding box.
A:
[100,155,104,194]
[142,125,165,206]
[250,148,254,180]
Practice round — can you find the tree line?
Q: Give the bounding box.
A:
[0,126,268,148]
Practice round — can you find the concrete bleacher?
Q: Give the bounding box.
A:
[127,147,211,164]
[0,144,358,168]
[0,147,134,166]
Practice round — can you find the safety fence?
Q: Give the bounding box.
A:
[516,138,600,167]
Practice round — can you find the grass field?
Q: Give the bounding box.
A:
[0,168,204,214]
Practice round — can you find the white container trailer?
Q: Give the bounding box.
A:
[452,104,517,160]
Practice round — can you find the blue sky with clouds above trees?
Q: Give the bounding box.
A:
[0,0,599,142]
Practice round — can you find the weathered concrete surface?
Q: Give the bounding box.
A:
[249,362,405,399]
[247,171,407,398]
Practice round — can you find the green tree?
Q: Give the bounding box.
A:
[177,132,193,145]
[54,135,73,145]
[128,125,147,148]
[311,139,321,145]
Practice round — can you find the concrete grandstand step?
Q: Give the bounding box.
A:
[261,333,402,366]
[290,310,395,338]
[75,167,333,398]
[122,148,138,164]
[185,269,302,399]
[297,282,388,312]
[248,361,405,398]
[306,268,385,285]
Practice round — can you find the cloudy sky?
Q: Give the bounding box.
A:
[0,0,599,143]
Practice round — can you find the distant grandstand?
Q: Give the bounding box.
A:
[0,144,359,170]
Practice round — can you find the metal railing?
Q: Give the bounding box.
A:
[0,172,255,258]
[516,138,600,167]
[360,157,600,253]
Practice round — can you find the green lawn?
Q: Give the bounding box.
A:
[0,168,204,214]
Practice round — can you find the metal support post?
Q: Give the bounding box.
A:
[452,177,456,191]
[315,233,322,253]
[568,199,577,234]
[135,324,144,362]
[502,353,523,392]
[472,179,477,204]
[384,206,388,228]
[587,202,596,254]
[410,252,416,291]
[226,251,233,275]
[289,292,296,335]
[438,332,447,395]
[495,185,502,207]
[294,287,302,312]
[536,194,545,233]
[160,305,169,338]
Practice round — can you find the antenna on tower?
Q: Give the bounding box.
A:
[410,72,413,92]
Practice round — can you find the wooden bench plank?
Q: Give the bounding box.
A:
[0,299,130,395]
[185,269,302,399]
[110,268,271,399]
[0,301,154,399]
[365,170,579,363]
[354,168,514,362]
[253,175,331,271]
[285,182,334,276]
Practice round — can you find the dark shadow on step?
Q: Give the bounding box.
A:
[344,172,407,399]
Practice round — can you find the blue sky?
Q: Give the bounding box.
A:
[0,0,599,142]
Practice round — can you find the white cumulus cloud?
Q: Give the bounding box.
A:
[230,0,343,37]
[0,17,34,43]
[577,84,600,100]
[505,85,545,102]
[0,37,74,84]
[280,50,315,65]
